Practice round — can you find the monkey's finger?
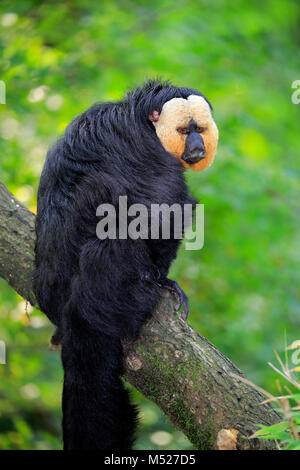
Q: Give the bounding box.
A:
[181,295,190,321]
[162,283,181,310]
[162,279,189,316]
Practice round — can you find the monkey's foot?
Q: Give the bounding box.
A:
[162,278,189,320]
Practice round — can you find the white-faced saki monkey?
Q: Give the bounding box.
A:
[34,80,219,450]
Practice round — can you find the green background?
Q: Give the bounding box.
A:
[0,0,300,450]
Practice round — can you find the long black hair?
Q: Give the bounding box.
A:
[34,80,206,450]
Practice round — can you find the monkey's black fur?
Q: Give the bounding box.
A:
[34,80,210,450]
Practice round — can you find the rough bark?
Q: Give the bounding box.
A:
[0,182,36,304]
[0,180,281,450]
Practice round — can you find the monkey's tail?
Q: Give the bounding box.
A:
[61,311,138,450]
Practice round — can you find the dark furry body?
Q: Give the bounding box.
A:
[34,81,207,450]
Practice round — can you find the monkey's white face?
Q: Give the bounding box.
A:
[149,95,218,172]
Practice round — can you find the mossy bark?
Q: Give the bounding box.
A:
[0,182,36,304]
[124,292,281,449]
[0,180,281,450]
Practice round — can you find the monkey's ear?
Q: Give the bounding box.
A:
[148,110,160,126]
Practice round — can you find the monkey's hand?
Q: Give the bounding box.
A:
[160,278,190,321]
[140,271,189,320]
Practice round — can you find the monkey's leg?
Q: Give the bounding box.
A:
[61,237,160,450]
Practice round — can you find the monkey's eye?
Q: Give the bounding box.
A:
[196,127,205,133]
[177,128,189,135]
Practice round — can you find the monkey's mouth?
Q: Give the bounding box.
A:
[182,151,206,165]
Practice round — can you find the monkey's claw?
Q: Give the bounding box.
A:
[162,278,189,320]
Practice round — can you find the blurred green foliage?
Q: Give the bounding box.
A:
[0,0,300,450]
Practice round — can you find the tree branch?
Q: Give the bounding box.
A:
[0,181,281,450]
